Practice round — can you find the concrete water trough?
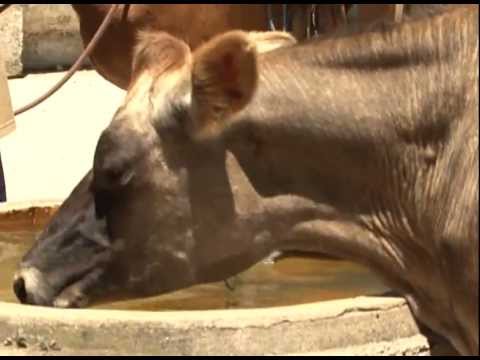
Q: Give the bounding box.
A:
[0,292,427,356]
[0,67,444,356]
[0,204,434,356]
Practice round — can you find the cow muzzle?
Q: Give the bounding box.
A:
[13,266,56,306]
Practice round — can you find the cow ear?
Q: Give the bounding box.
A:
[190,31,258,141]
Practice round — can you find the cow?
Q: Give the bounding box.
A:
[13,4,478,356]
[11,30,305,306]
[71,4,342,89]
[182,5,479,355]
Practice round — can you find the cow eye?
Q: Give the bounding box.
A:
[106,167,123,183]
[94,190,112,220]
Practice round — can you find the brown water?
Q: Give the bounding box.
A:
[0,208,389,311]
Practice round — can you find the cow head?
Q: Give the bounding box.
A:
[12,31,306,308]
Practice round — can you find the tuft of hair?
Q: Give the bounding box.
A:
[131,30,191,81]
[247,31,297,53]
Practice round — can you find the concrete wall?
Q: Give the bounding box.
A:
[0,5,23,76]
[0,6,122,206]
[1,69,124,205]
[0,4,85,77]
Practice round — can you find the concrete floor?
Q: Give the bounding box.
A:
[0,335,432,356]
[0,70,125,205]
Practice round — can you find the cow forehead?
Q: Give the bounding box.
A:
[117,66,191,132]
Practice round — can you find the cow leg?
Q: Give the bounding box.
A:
[414,321,461,356]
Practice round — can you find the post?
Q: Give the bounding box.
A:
[0,46,15,201]
[0,46,15,138]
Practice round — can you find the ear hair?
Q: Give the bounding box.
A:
[131,30,192,83]
[190,31,258,141]
[247,31,297,53]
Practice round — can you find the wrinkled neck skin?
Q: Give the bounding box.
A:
[221,6,478,355]
[101,72,327,302]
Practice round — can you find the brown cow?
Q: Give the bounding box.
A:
[71,4,317,89]
[185,5,479,355]
[13,4,477,356]
[71,4,405,89]
[12,31,300,307]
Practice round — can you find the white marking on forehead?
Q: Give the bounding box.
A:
[123,73,156,110]
[120,66,191,132]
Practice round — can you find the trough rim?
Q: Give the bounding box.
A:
[0,297,424,355]
[0,296,406,325]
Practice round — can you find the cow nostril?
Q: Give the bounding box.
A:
[13,276,27,304]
